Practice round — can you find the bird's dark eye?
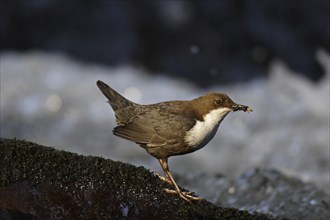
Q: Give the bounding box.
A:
[215,99,222,105]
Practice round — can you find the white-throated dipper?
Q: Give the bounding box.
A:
[97,80,252,201]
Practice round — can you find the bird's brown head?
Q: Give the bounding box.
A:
[192,93,252,120]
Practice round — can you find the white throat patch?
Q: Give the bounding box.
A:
[185,107,231,150]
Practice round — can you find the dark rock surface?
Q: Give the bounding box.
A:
[0,138,272,219]
[1,1,329,87]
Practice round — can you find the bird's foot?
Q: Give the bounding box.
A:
[164,188,203,201]
[153,172,172,184]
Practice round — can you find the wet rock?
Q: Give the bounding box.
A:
[179,169,329,220]
[0,138,271,219]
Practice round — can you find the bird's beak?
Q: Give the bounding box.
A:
[232,103,253,112]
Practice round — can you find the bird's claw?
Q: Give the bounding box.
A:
[153,172,172,184]
[164,188,203,201]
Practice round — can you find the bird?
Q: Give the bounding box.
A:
[96,80,252,201]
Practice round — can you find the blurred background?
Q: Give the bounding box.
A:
[1,1,329,86]
[1,0,329,193]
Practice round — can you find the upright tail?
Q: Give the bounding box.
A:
[96,80,136,111]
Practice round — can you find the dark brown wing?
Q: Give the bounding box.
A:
[112,103,197,158]
[113,116,159,144]
[113,112,195,146]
